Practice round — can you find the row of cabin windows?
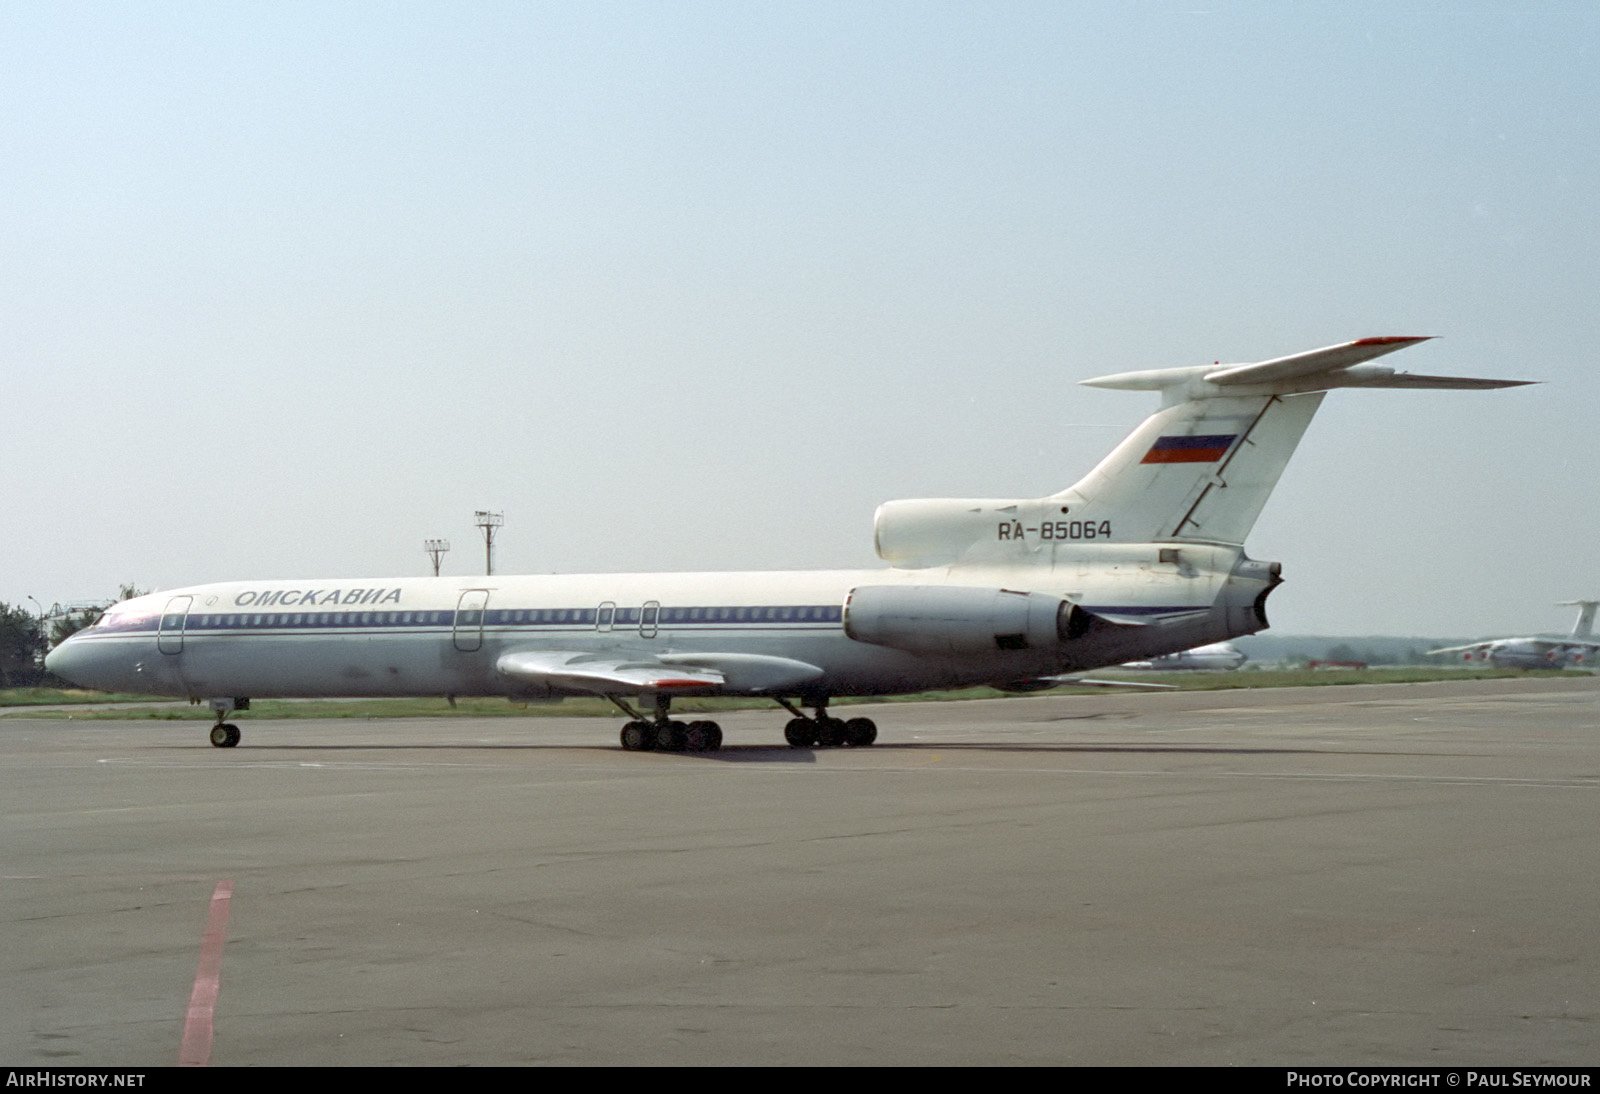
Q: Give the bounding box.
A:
[187,612,452,628]
[171,606,844,630]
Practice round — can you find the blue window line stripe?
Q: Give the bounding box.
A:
[89,602,1205,635]
[90,604,850,635]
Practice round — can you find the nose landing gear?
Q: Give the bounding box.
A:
[206,697,249,748]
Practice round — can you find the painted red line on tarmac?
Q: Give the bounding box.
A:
[178,880,235,1067]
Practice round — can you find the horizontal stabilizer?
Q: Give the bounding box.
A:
[1203,336,1432,385]
[1083,337,1534,404]
[1344,373,1535,390]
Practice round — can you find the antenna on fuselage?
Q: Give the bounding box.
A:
[474,511,503,576]
[424,539,450,577]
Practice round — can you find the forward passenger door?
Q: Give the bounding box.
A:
[453,590,490,652]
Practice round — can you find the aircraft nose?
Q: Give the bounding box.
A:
[45,637,114,690]
[44,638,83,682]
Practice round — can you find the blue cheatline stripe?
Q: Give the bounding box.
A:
[87,602,1208,636]
[87,604,849,636]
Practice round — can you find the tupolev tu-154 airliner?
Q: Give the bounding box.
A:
[47,336,1530,752]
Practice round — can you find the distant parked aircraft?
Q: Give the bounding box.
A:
[1120,641,1247,671]
[1428,601,1600,669]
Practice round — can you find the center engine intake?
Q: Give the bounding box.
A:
[843,585,1089,655]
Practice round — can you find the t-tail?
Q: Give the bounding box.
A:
[872,337,1532,568]
[1560,600,1600,639]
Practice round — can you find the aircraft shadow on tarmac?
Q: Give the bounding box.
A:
[151,739,1403,762]
[157,741,818,763]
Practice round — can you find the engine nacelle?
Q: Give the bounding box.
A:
[843,585,1088,655]
[873,498,1023,567]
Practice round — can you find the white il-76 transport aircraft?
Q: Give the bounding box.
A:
[46,337,1528,752]
[1428,600,1600,669]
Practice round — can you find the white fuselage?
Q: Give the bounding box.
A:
[48,547,1273,702]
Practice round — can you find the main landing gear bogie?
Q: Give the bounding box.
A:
[611,694,877,752]
[776,694,877,749]
[611,693,727,753]
[784,715,877,749]
[619,718,724,753]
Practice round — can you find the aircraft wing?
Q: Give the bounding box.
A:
[496,649,825,696]
[498,650,725,694]
[1427,643,1495,656]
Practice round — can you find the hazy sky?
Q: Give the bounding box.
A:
[5,2,1596,637]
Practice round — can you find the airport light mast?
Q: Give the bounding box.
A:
[474,511,503,576]
[424,539,450,577]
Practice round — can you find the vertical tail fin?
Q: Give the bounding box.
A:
[1070,338,1533,547]
[1560,601,1599,638]
[872,338,1530,569]
[1052,391,1324,545]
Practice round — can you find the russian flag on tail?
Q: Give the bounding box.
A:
[1141,434,1237,464]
